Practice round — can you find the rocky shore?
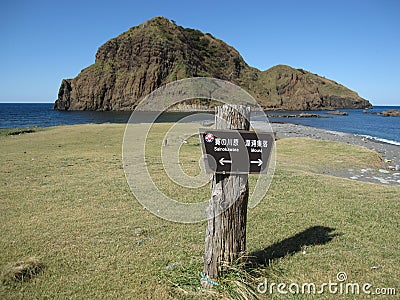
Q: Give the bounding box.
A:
[363,109,400,117]
[271,122,400,186]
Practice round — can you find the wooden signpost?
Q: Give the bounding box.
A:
[199,104,274,288]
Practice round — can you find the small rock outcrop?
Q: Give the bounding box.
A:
[326,110,349,116]
[381,110,400,117]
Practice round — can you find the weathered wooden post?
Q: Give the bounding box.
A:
[201,104,250,288]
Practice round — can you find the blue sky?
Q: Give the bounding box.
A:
[0,0,399,105]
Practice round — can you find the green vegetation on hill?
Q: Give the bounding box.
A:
[1,124,398,299]
[248,65,369,110]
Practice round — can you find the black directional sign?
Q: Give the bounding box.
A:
[199,129,275,174]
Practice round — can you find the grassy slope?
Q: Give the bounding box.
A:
[0,124,399,299]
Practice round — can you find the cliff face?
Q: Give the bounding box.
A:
[54,16,372,111]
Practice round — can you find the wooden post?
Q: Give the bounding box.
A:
[201,104,250,288]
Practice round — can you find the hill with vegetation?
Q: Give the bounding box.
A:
[54,17,371,111]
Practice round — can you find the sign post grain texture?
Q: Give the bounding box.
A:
[201,104,250,288]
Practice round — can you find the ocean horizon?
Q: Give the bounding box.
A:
[0,103,399,145]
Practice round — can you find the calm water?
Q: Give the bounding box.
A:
[255,106,400,145]
[1,103,399,145]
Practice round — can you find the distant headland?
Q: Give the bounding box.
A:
[54,16,372,111]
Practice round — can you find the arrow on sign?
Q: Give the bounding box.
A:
[219,157,232,166]
[250,158,263,167]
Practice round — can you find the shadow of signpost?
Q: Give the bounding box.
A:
[248,226,341,267]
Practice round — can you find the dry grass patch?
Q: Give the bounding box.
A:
[2,257,44,284]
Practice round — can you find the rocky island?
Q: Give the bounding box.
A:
[54,17,372,111]
[381,110,400,117]
[363,109,400,117]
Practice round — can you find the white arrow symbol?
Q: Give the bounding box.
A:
[219,157,232,165]
[250,158,263,166]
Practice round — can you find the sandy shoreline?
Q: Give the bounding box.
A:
[270,122,400,185]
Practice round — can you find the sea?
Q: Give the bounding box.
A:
[0,103,399,145]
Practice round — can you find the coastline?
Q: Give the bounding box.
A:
[270,122,400,185]
[2,120,399,185]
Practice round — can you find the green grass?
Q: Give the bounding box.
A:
[1,124,399,299]
[277,137,383,173]
[0,126,45,137]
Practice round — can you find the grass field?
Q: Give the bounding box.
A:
[1,124,399,299]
